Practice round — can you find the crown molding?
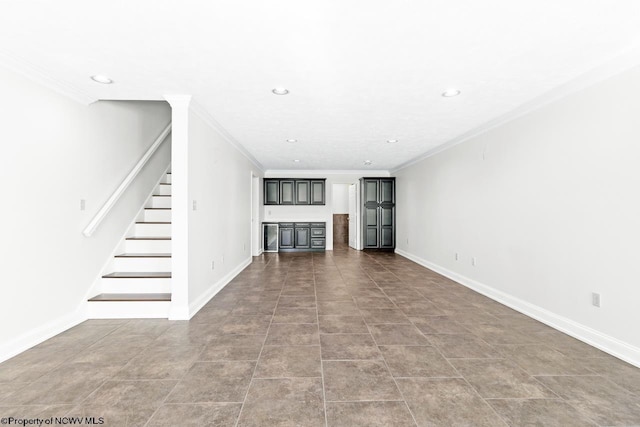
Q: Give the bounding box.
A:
[189,100,264,172]
[0,50,97,105]
[391,45,640,174]
[264,169,390,177]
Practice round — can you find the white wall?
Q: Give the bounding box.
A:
[331,184,350,214]
[263,171,389,250]
[0,65,171,361]
[394,64,640,366]
[186,108,263,313]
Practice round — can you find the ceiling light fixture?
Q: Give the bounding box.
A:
[364,160,372,166]
[386,139,398,144]
[441,89,461,97]
[90,75,114,84]
[286,139,297,143]
[272,87,289,95]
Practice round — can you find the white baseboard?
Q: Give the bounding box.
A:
[395,248,640,368]
[0,306,87,363]
[187,257,253,319]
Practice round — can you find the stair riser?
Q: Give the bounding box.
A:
[101,277,171,293]
[134,223,171,237]
[144,210,171,222]
[164,174,172,184]
[156,185,172,195]
[113,257,172,272]
[150,196,171,208]
[87,301,171,319]
[125,240,171,253]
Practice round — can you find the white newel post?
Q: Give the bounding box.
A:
[165,95,191,320]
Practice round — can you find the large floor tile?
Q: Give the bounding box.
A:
[323,360,401,401]
[147,403,242,426]
[166,361,255,403]
[265,323,319,346]
[320,334,382,360]
[326,401,416,427]
[254,345,321,378]
[397,377,507,427]
[237,378,325,427]
[380,346,458,378]
[488,399,598,427]
[450,358,558,398]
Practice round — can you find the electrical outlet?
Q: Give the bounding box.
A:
[472,257,476,266]
[192,200,197,211]
[455,253,459,261]
[211,261,215,270]
[592,292,601,308]
[80,199,86,211]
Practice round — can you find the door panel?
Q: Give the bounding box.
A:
[365,228,378,248]
[310,180,325,205]
[295,180,310,204]
[380,227,394,248]
[264,180,279,205]
[365,207,378,226]
[280,180,294,205]
[380,179,394,203]
[279,227,294,248]
[295,227,310,248]
[381,206,393,227]
[364,180,378,204]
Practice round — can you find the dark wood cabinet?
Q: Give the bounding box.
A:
[277,222,325,251]
[263,179,325,205]
[295,181,310,205]
[361,178,395,250]
[264,179,279,205]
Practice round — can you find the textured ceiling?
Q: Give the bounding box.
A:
[2,1,640,170]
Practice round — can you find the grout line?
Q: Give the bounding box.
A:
[233,254,287,427]
[313,252,329,427]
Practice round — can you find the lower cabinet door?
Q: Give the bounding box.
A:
[294,227,310,248]
[279,227,294,249]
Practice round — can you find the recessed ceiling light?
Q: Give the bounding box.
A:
[272,87,289,95]
[386,139,398,144]
[442,89,461,97]
[90,75,113,84]
[293,159,300,163]
[364,160,372,166]
[286,139,297,143]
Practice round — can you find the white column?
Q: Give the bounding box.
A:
[165,95,191,320]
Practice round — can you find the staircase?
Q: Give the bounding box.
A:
[87,172,172,318]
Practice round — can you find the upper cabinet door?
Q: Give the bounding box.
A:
[264,179,279,205]
[280,180,295,205]
[380,179,394,204]
[295,180,310,205]
[363,179,379,204]
[310,180,325,205]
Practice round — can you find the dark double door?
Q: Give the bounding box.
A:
[362,178,395,249]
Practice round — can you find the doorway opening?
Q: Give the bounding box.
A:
[332,183,350,247]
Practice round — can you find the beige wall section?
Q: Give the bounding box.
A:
[0,65,171,361]
[186,108,263,314]
[394,64,640,365]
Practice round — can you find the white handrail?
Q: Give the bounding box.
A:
[83,123,172,237]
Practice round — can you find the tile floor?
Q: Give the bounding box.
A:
[1,246,640,426]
